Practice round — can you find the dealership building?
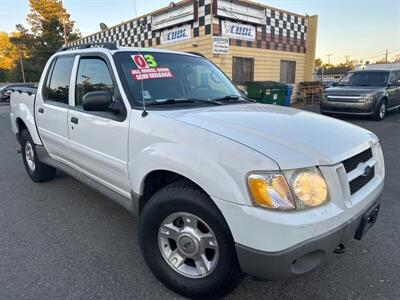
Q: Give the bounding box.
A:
[69,0,318,100]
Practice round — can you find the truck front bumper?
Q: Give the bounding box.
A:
[235,200,381,280]
[320,100,374,115]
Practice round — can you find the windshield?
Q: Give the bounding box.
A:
[338,71,389,87]
[114,52,241,107]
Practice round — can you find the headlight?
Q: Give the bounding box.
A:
[247,173,295,210]
[285,168,328,209]
[247,168,328,210]
[359,94,375,102]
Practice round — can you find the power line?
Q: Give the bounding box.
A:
[361,48,400,61]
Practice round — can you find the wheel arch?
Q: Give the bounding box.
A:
[15,117,28,144]
[13,103,42,145]
[137,169,213,216]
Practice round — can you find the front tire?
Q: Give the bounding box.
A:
[139,180,244,298]
[372,99,387,121]
[20,129,56,182]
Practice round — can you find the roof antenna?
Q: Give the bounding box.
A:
[133,0,148,117]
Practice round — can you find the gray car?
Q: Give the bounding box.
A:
[0,83,37,102]
[321,70,400,120]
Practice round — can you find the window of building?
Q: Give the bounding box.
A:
[232,57,254,85]
[280,60,296,84]
[75,57,114,106]
[47,56,75,104]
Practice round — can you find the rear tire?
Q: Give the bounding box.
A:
[139,180,244,298]
[20,129,56,182]
[372,99,386,121]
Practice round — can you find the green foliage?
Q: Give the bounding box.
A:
[2,0,80,82]
[0,69,8,82]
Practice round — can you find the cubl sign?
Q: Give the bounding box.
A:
[161,25,192,44]
[221,21,256,41]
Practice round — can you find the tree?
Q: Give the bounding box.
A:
[374,58,387,64]
[336,59,357,69]
[0,32,18,70]
[3,1,81,82]
[315,58,322,68]
[27,0,79,44]
[321,63,335,69]
[34,18,65,70]
[393,55,400,63]
[8,25,38,82]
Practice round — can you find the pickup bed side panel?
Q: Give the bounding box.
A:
[10,92,42,145]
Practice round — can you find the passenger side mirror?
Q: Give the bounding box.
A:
[331,82,338,87]
[82,91,112,111]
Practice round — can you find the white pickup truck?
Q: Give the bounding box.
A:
[10,43,384,298]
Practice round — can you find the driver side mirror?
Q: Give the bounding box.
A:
[82,91,112,112]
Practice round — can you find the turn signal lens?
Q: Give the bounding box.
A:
[286,168,328,209]
[247,174,295,210]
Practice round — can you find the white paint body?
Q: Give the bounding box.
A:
[10,48,385,253]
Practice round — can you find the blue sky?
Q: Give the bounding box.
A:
[1,0,399,64]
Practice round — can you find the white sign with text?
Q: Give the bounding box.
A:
[221,20,256,41]
[161,25,192,45]
[213,36,230,54]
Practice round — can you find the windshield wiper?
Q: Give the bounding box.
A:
[210,95,256,103]
[210,95,241,102]
[146,98,222,106]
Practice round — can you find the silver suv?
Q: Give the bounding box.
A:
[321,70,400,120]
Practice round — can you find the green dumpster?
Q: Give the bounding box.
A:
[246,81,288,105]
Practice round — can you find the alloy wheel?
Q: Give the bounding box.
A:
[158,212,219,278]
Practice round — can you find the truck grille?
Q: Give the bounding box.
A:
[343,148,373,173]
[327,95,361,102]
[342,148,374,195]
[349,167,375,194]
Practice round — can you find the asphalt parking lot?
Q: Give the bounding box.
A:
[0,102,399,299]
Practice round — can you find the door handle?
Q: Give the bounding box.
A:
[71,117,79,124]
[38,108,44,114]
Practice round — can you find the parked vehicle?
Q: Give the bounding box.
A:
[10,43,384,298]
[321,70,400,120]
[0,83,37,102]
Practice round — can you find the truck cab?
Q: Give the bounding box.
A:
[10,43,384,298]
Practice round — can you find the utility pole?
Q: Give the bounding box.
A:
[326,54,333,65]
[18,47,26,83]
[63,16,68,44]
[60,1,68,44]
[385,49,389,63]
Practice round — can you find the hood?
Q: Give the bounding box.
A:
[325,86,384,96]
[161,104,377,170]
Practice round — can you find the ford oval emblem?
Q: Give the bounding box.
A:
[363,165,372,177]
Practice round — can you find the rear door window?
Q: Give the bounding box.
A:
[47,56,75,104]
